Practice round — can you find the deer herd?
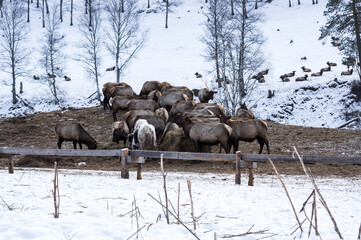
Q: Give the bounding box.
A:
[55,80,270,155]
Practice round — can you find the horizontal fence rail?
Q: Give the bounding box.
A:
[1,147,361,186]
[1,148,361,164]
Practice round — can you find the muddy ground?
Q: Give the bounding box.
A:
[0,105,360,177]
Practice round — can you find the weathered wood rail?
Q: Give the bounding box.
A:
[1,147,361,186]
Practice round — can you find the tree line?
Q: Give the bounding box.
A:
[0,0,149,105]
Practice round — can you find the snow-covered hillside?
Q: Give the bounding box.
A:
[0,0,359,128]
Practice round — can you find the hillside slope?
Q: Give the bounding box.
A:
[0,0,359,128]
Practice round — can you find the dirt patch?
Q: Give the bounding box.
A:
[1,105,361,176]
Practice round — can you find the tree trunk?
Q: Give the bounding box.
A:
[12,60,17,104]
[238,0,246,98]
[42,0,45,28]
[37,0,39,8]
[165,0,169,28]
[45,0,49,14]
[70,0,73,26]
[85,0,88,14]
[255,0,258,9]
[27,0,30,22]
[89,0,92,26]
[289,0,291,7]
[352,0,361,81]
[231,0,234,15]
[298,0,301,5]
[60,0,63,22]
[121,0,124,12]
[147,0,150,8]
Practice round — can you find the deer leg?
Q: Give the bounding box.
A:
[103,96,109,110]
[233,140,239,154]
[73,141,77,149]
[264,138,270,154]
[256,137,264,154]
[57,138,64,149]
[112,108,118,121]
[79,143,83,149]
[221,140,230,154]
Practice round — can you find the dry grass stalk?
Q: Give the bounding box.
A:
[268,158,303,232]
[148,193,200,240]
[160,154,170,224]
[219,224,271,238]
[53,161,60,218]
[358,222,361,240]
[187,179,196,230]
[0,196,15,210]
[178,182,180,224]
[293,146,343,239]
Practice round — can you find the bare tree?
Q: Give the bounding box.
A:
[203,0,231,88]
[78,2,102,102]
[0,1,30,104]
[104,0,147,83]
[204,0,265,114]
[39,4,66,105]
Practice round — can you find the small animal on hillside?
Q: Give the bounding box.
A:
[331,41,341,47]
[33,75,40,80]
[112,120,129,145]
[331,36,340,41]
[55,121,97,149]
[341,69,353,76]
[258,69,269,75]
[295,74,308,82]
[106,66,116,71]
[301,66,311,72]
[301,56,307,60]
[311,70,323,77]
[64,75,71,81]
[258,77,265,83]
[195,72,203,78]
[198,88,217,103]
[280,75,290,82]
[327,61,337,67]
[282,71,296,78]
[320,66,331,72]
[48,73,56,78]
[128,119,157,151]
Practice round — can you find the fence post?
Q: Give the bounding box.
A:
[8,158,14,174]
[235,151,241,185]
[120,149,129,179]
[137,163,142,180]
[245,161,254,186]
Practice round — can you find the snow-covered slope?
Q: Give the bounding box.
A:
[0,0,359,128]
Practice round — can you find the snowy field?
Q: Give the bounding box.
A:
[0,0,359,128]
[0,167,360,240]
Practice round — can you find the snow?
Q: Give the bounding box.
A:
[0,168,360,239]
[0,0,359,128]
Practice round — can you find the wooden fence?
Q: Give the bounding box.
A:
[1,147,361,186]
